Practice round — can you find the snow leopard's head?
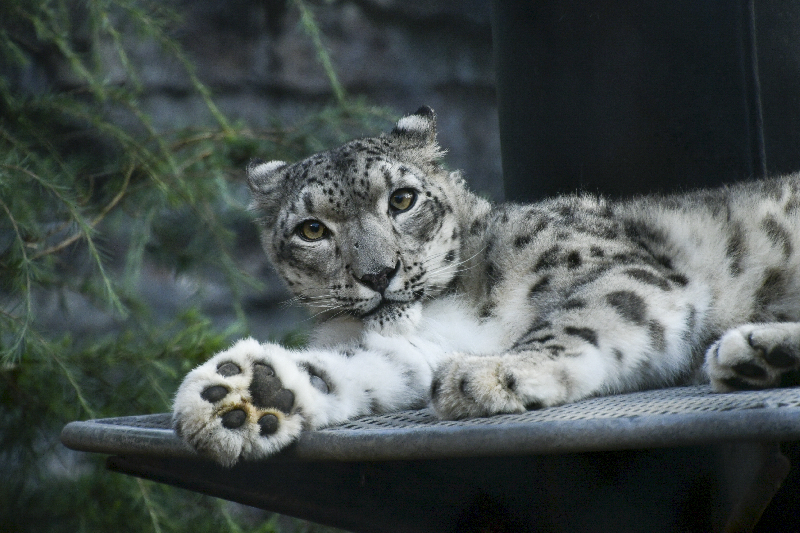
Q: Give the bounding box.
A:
[247,107,481,329]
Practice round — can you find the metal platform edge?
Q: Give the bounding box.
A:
[61,415,197,459]
[61,405,800,463]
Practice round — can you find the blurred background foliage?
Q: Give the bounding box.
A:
[0,0,392,530]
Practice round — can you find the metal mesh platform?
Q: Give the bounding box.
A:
[61,385,800,462]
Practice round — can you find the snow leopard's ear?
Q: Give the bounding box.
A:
[391,106,437,144]
[246,159,287,195]
[389,106,444,163]
[246,159,290,223]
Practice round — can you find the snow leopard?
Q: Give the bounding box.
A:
[173,106,800,466]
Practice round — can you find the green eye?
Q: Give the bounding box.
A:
[298,220,327,241]
[389,189,417,212]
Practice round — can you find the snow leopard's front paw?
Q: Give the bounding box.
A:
[706,323,800,392]
[430,355,567,419]
[173,338,320,466]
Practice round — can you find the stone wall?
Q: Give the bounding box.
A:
[132,0,502,198]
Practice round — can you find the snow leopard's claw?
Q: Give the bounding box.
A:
[706,323,800,392]
[173,338,312,467]
[430,355,530,419]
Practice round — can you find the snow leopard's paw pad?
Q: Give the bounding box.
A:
[706,323,800,392]
[173,338,318,466]
[430,355,543,419]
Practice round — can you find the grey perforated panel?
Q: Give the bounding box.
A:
[325,385,800,432]
[62,385,800,462]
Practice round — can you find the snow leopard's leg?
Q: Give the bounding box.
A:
[431,268,706,419]
[705,322,800,391]
[173,337,434,466]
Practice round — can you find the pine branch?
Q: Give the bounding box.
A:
[292,0,347,105]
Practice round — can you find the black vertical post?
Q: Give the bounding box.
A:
[492,0,800,202]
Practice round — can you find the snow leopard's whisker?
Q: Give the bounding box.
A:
[288,291,351,313]
[307,297,349,309]
[324,308,352,322]
[296,295,339,305]
[281,288,341,306]
[423,245,487,276]
[280,296,309,309]
[303,302,350,322]
[293,288,337,298]
[421,247,457,262]
[291,289,344,305]
[428,263,476,276]
[425,262,478,280]
[282,296,335,311]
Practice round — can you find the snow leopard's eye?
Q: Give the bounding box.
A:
[389,189,417,213]
[297,220,328,241]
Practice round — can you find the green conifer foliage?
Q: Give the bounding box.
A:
[0,1,387,530]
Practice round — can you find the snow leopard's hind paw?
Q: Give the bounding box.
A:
[173,338,317,467]
[706,323,800,392]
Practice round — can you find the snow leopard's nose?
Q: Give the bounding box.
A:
[357,261,399,294]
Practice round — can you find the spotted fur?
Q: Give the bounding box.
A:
[174,107,800,465]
